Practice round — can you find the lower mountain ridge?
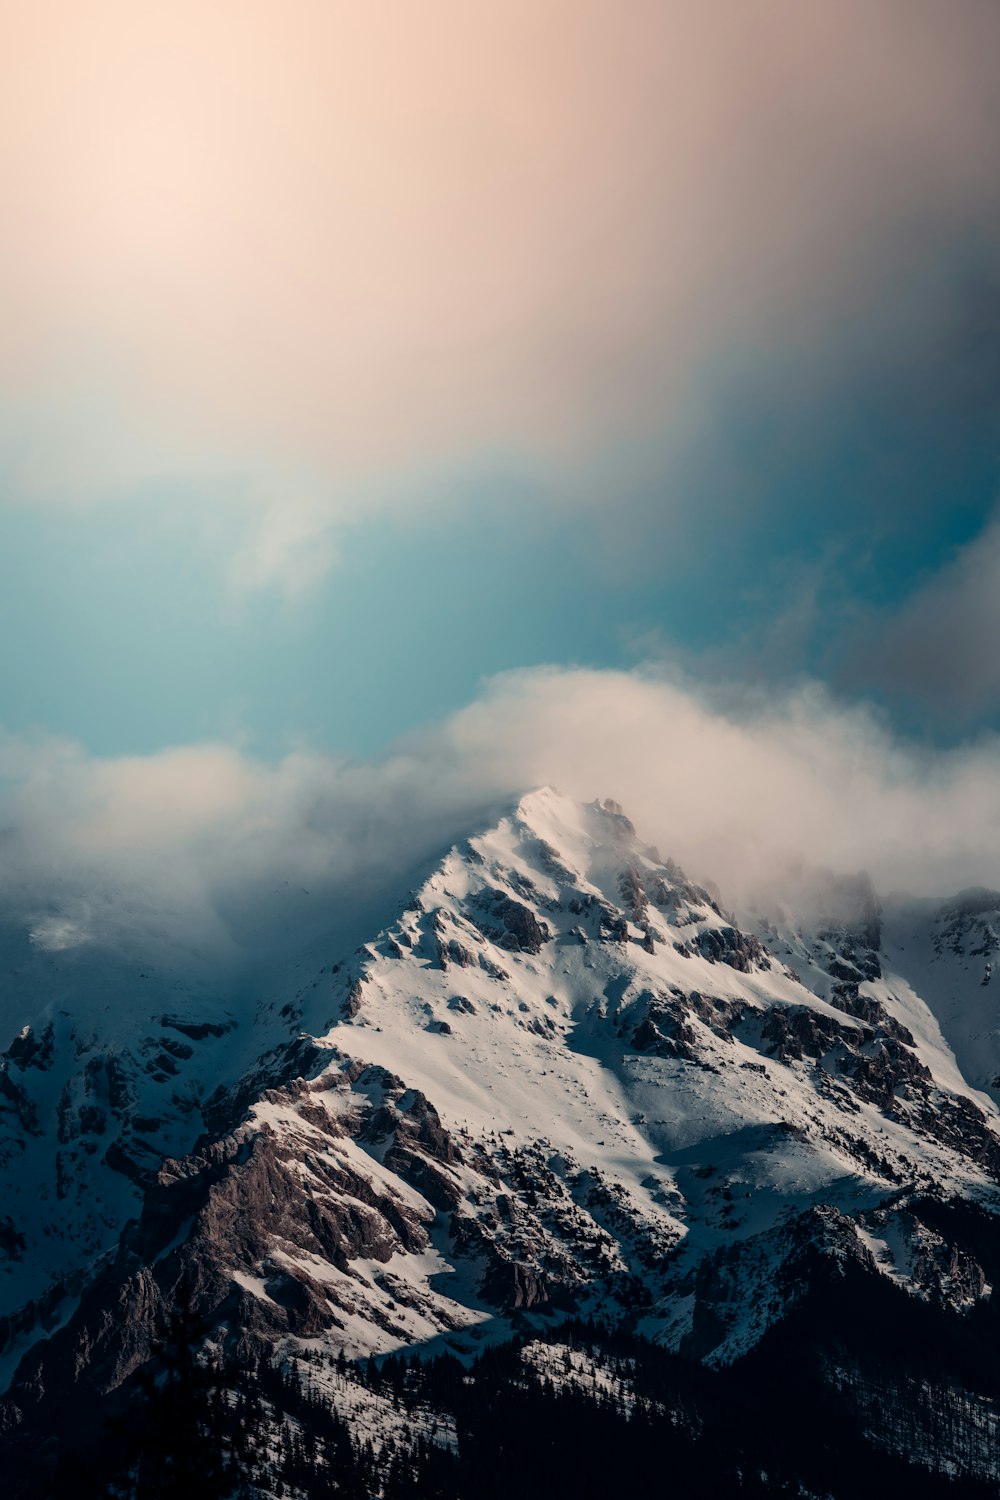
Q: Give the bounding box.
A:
[4,787,1000,1495]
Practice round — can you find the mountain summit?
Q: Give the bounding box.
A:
[4,787,1000,1489]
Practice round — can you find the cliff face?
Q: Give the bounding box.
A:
[3,788,1000,1486]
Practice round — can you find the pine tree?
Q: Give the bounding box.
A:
[110,1288,235,1500]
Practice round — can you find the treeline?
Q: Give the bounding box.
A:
[14,1204,1000,1500]
[29,1313,1000,1499]
[353,1319,999,1500]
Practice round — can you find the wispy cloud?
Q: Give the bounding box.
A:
[847,511,1000,717]
[3,667,1000,1002]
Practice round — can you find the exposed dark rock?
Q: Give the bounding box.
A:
[105,1139,160,1189]
[619,865,648,917]
[816,872,882,981]
[5,1023,55,1072]
[603,914,630,944]
[383,1144,461,1212]
[593,798,637,841]
[342,977,366,1019]
[696,925,770,972]
[479,1257,567,1312]
[200,1034,331,1138]
[446,938,477,967]
[0,1215,26,1259]
[157,1035,194,1062]
[758,1005,865,1065]
[470,890,551,954]
[630,990,746,1060]
[77,1104,107,1136]
[398,1091,462,1165]
[0,1067,40,1136]
[159,1016,234,1041]
[827,987,913,1044]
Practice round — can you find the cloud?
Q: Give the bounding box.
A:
[4,1,1000,587]
[28,915,93,953]
[3,667,1000,995]
[847,514,1000,717]
[436,668,1000,900]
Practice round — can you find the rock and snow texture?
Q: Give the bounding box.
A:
[879,888,1000,1105]
[3,786,1000,1413]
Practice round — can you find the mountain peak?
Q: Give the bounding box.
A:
[7,789,1000,1492]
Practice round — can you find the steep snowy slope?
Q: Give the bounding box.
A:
[0,854,459,1355]
[880,889,1000,1106]
[754,875,1000,1118]
[0,932,241,1323]
[4,788,1000,1482]
[5,792,1000,1386]
[281,789,1000,1358]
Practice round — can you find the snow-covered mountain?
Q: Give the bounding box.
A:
[4,787,1000,1489]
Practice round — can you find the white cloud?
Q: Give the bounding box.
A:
[3,668,1000,985]
[28,914,94,953]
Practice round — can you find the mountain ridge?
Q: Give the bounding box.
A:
[5,785,1000,1488]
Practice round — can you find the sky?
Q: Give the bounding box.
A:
[4,0,1000,943]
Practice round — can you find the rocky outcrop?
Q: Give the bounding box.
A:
[695,925,770,972]
[470,890,551,954]
[5,788,1000,1483]
[816,872,882,981]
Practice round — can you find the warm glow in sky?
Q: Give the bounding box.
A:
[5,2,1000,510]
[3,0,1000,904]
